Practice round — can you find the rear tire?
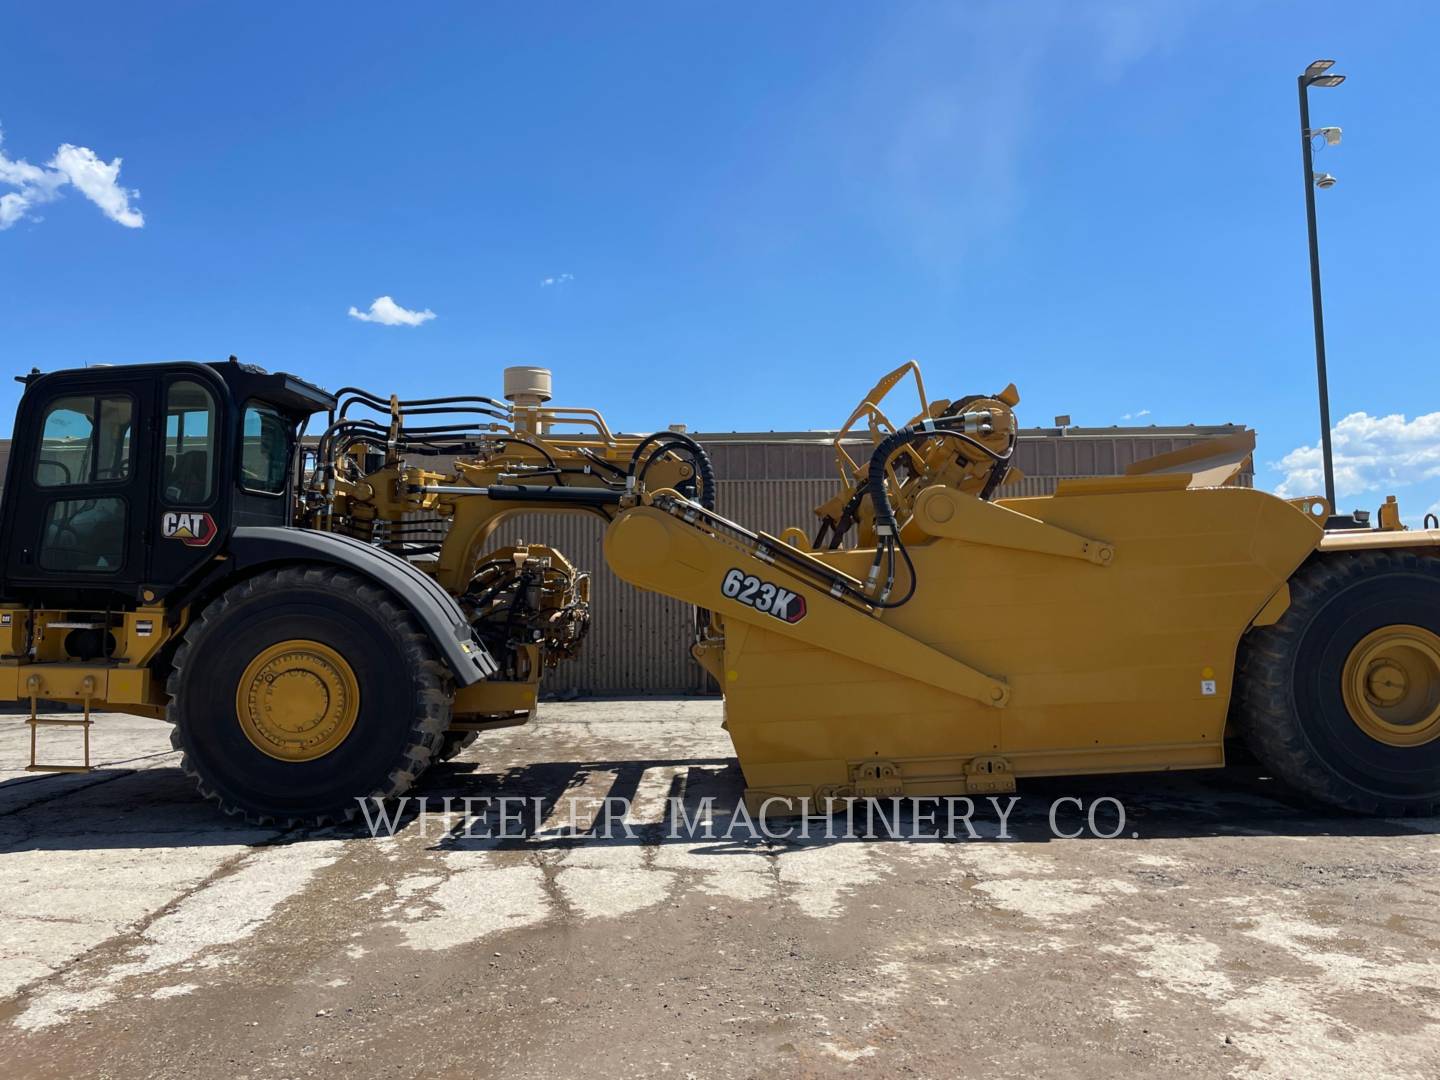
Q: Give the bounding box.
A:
[167,566,453,826]
[437,731,479,761]
[1236,550,1440,815]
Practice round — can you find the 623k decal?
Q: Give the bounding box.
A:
[720,568,807,623]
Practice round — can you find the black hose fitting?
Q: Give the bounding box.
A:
[865,421,1013,531]
[627,431,717,511]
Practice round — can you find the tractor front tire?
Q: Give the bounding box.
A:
[1236,550,1440,815]
[167,566,452,826]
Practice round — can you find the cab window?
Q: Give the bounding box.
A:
[240,402,291,494]
[163,380,217,503]
[39,498,126,572]
[35,394,133,487]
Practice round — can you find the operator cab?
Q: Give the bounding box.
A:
[0,357,335,609]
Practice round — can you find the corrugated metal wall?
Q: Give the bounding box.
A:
[1012,432,1253,479]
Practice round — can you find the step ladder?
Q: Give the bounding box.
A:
[24,675,94,773]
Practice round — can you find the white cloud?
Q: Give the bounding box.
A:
[0,191,42,229]
[347,295,437,327]
[1272,411,1440,502]
[1121,408,1151,421]
[540,273,574,287]
[48,143,144,227]
[0,124,142,230]
[0,136,56,190]
[0,129,66,229]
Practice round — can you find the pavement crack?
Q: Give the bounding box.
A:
[0,839,264,1009]
[530,846,576,922]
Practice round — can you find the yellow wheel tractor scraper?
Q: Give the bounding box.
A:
[2,357,1438,823]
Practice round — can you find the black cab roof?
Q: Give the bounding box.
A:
[20,356,337,417]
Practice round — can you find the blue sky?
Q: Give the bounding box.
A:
[2,2,1437,521]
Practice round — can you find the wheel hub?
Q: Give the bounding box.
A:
[1366,663,1407,704]
[236,639,360,762]
[1342,625,1440,747]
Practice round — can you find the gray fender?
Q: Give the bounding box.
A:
[225,527,496,686]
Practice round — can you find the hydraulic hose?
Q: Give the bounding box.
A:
[628,431,718,639]
[627,431,716,511]
[823,481,870,550]
[865,423,1012,535]
[858,421,1015,608]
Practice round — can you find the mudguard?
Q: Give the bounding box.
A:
[226,527,496,686]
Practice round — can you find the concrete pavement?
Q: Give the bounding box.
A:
[2,700,1439,1078]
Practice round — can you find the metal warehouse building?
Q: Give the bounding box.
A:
[0,423,1253,695]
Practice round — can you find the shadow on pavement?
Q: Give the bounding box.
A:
[405,755,1440,850]
[3,752,1436,853]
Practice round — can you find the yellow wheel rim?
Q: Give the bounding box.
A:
[235,639,360,762]
[1341,624,1440,748]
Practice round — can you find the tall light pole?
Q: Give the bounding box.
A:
[1298,58,1346,518]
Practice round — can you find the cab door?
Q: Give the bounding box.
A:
[2,371,156,599]
[146,373,228,590]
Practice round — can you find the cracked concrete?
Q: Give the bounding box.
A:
[2,700,1439,1078]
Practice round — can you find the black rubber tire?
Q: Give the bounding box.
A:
[436,731,479,761]
[167,566,453,826]
[1235,550,1440,815]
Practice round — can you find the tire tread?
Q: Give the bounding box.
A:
[1236,550,1440,816]
[165,566,452,827]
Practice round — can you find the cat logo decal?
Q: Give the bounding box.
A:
[161,511,218,547]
